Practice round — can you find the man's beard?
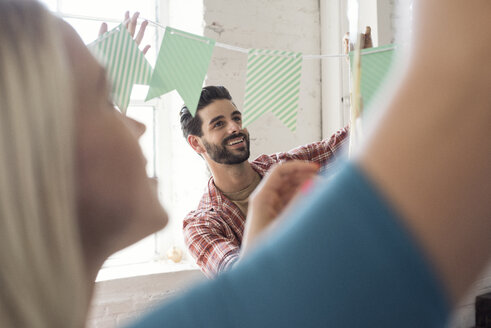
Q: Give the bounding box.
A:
[203,132,251,165]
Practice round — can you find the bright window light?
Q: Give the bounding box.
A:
[38,0,207,277]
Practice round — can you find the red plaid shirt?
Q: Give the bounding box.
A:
[183,127,349,278]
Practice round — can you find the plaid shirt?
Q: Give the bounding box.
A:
[183,127,349,278]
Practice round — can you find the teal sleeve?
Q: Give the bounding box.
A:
[128,163,450,328]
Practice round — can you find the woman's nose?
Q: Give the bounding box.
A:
[124,116,146,138]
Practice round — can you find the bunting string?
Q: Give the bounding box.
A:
[75,11,397,133]
[64,12,396,59]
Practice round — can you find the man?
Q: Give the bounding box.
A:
[181,86,348,277]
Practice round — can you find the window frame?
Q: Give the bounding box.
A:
[39,0,203,278]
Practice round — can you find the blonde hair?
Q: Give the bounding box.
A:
[0,1,87,327]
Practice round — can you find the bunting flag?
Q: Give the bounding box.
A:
[145,27,215,115]
[88,24,153,114]
[243,49,303,132]
[350,44,396,111]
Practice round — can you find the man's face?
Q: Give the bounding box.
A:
[197,99,250,165]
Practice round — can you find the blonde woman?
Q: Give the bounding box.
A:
[0,1,169,326]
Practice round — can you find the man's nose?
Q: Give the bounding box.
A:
[228,120,241,134]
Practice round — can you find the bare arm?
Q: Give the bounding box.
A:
[358,0,491,304]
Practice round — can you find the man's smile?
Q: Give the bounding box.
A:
[227,136,245,147]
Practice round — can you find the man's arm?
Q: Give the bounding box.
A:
[275,126,349,168]
[183,214,240,278]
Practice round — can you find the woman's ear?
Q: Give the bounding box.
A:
[187,135,206,154]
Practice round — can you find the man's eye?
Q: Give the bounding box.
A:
[233,117,242,122]
[214,121,224,128]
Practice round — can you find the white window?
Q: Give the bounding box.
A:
[39,0,209,279]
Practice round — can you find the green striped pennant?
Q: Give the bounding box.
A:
[145,27,215,116]
[88,24,153,114]
[243,49,303,132]
[349,44,396,112]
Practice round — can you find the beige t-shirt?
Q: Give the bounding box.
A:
[221,172,262,217]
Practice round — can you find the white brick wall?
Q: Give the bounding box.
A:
[87,270,204,328]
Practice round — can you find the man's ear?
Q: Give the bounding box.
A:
[188,135,206,154]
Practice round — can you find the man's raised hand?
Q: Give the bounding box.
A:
[98,11,151,55]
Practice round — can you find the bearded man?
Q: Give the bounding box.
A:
[180,86,348,277]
